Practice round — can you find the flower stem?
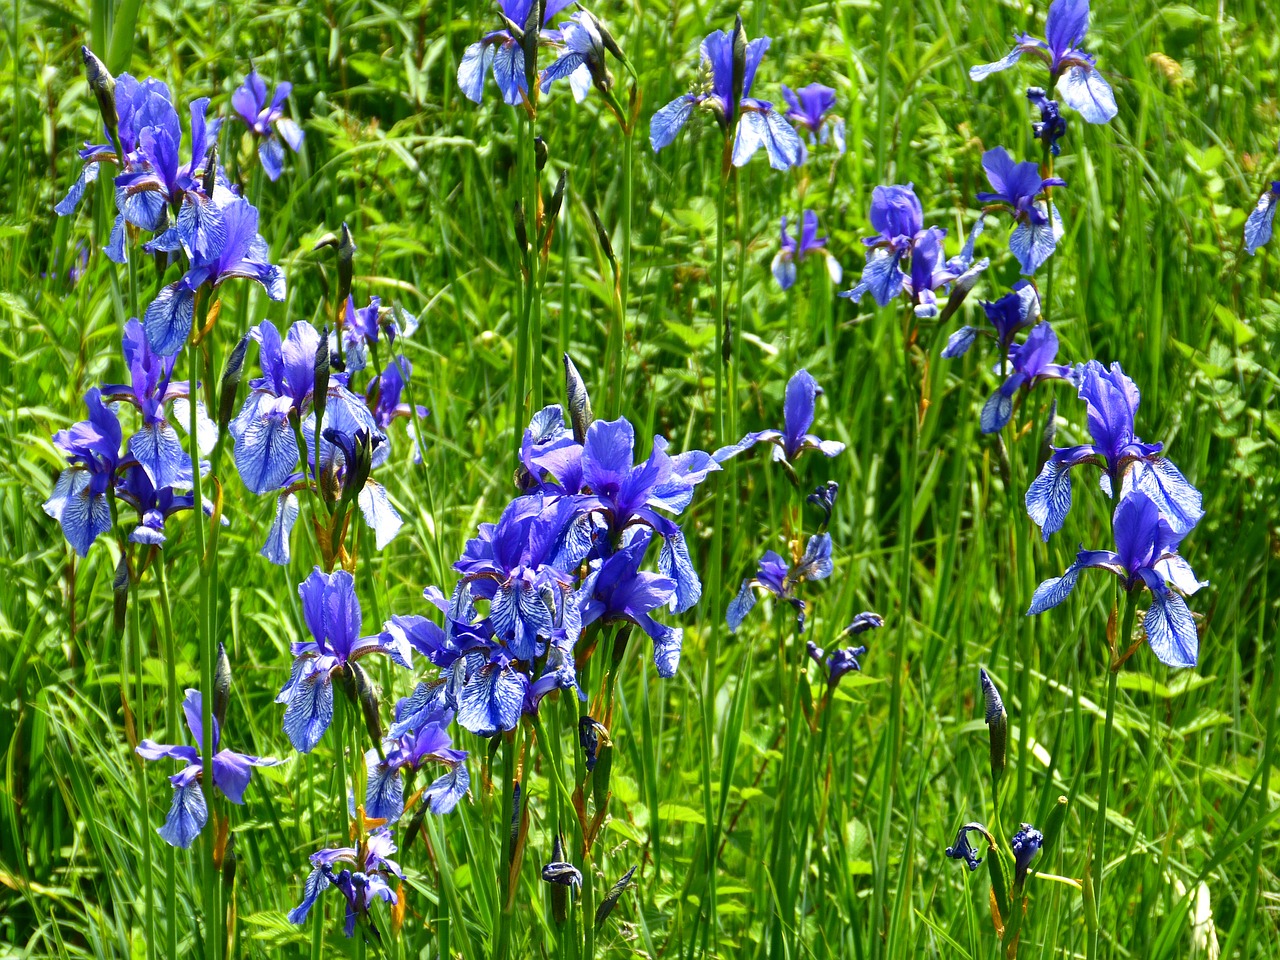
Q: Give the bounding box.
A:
[185,317,220,960]
[153,556,179,959]
[493,726,521,960]
[1087,591,1137,960]
[612,125,634,413]
[127,561,156,960]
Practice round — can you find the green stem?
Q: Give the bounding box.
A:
[152,557,179,960]
[128,560,156,960]
[713,147,730,447]
[185,322,218,960]
[1087,592,1137,960]
[613,126,634,413]
[493,727,520,960]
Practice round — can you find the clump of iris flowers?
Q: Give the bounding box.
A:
[726,533,833,634]
[780,82,845,161]
[287,827,404,938]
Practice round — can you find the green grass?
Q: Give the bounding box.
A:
[2,0,1278,957]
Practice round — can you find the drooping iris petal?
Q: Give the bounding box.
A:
[1056,65,1117,125]
[1143,589,1198,668]
[457,659,528,736]
[261,491,300,565]
[1008,202,1063,274]
[650,95,696,151]
[358,480,403,550]
[286,868,332,924]
[1025,459,1073,541]
[283,666,335,753]
[424,763,470,815]
[364,753,405,824]
[232,394,298,495]
[128,422,190,491]
[158,780,208,849]
[1025,563,1081,615]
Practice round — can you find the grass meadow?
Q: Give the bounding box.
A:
[1,0,1278,957]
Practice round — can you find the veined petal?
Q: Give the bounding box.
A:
[424,763,470,814]
[261,492,299,566]
[258,136,285,182]
[493,42,527,105]
[726,580,757,633]
[456,660,527,736]
[143,283,196,357]
[772,251,797,290]
[283,668,335,753]
[980,387,1014,434]
[941,326,978,358]
[1244,187,1279,256]
[1009,203,1062,275]
[731,111,767,168]
[457,42,496,103]
[1056,64,1117,124]
[128,422,190,491]
[1026,563,1082,615]
[358,480,403,550]
[55,161,100,217]
[969,46,1025,82]
[286,868,332,924]
[365,754,405,824]
[233,395,297,495]
[158,781,207,848]
[54,470,113,557]
[650,95,696,152]
[1144,590,1198,668]
[1025,458,1073,540]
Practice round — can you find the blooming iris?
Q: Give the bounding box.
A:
[714,369,845,465]
[136,689,280,848]
[941,280,1041,360]
[1026,489,1206,668]
[116,465,199,545]
[100,319,212,491]
[230,320,381,496]
[540,9,625,103]
[977,321,1077,434]
[977,146,1066,275]
[726,533,833,633]
[287,828,404,937]
[364,715,470,824]
[1244,181,1280,256]
[969,0,1118,125]
[649,23,804,170]
[42,388,123,556]
[1025,360,1203,540]
[457,0,577,105]
[143,194,285,356]
[771,210,842,290]
[840,183,987,315]
[578,529,684,678]
[231,67,305,181]
[781,83,845,161]
[276,568,413,753]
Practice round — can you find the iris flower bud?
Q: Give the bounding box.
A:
[82,47,117,148]
[534,136,548,172]
[730,16,748,122]
[350,661,384,744]
[202,143,218,197]
[595,865,637,926]
[1010,823,1044,884]
[542,834,580,923]
[112,553,129,638]
[313,324,331,437]
[217,333,250,436]
[213,642,233,730]
[563,353,593,444]
[980,668,1008,787]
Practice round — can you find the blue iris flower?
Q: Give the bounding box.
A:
[840,183,987,315]
[650,24,804,170]
[726,533,833,634]
[143,193,285,356]
[969,0,1117,124]
[287,827,404,938]
[456,0,577,105]
[1245,181,1280,256]
[1027,489,1207,668]
[977,147,1066,275]
[116,465,205,545]
[100,318,216,491]
[781,83,845,162]
[276,567,414,753]
[714,369,845,465]
[1025,359,1203,540]
[136,689,280,848]
[42,388,123,556]
[806,613,882,687]
[55,70,178,229]
[771,211,842,291]
[942,280,1041,361]
[364,717,470,824]
[231,67,305,182]
[578,529,684,678]
[977,321,1078,434]
[230,320,380,497]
